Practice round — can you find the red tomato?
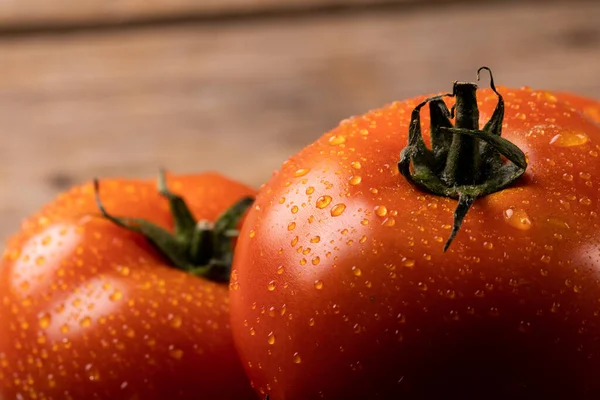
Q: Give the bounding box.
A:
[230,70,600,399]
[0,172,257,399]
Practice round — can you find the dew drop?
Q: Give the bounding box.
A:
[402,259,415,268]
[331,204,347,217]
[329,135,346,146]
[316,196,333,209]
[249,328,256,336]
[308,318,315,327]
[267,281,276,291]
[352,266,362,277]
[38,313,51,329]
[314,280,324,290]
[503,208,532,230]
[312,257,320,266]
[267,332,275,345]
[170,315,183,328]
[109,290,123,302]
[276,266,285,275]
[351,161,362,169]
[382,217,396,227]
[310,236,321,243]
[80,316,92,328]
[549,131,589,147]
[306,187,315,195]
[483,242,494,250]
[293,352,302,364]
[294,168,310,177]
[291,206,299,214]
[291,236,298,246]
[169,348,184,360]
[287,222,296,231]
[375,205,388,217]
[580,197,592,206]
[349,176,362,186]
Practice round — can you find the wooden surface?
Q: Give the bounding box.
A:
[1,1,599,245]
[0,0,407,30]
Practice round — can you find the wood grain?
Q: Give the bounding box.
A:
[0,1,599,244]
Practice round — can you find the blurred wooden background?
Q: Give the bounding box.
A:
[1,0,599,244]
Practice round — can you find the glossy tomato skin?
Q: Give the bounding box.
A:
[0,173,257,399]
[553,92,600,124]
[230,88,600,399]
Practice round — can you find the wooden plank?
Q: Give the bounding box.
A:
[0,0,408,30]
[0,1,599,244]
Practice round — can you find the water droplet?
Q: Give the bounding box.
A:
[540,269,549,277]
[293,352,302,364]
[503,208,532,230]
[316,195,332,209]
[38,313,51,329]
[80,316,92,328]
[417,282,428,291]
[549,131,589,147]
[314,280,324,290]
[331,204,346,217]
[312,257,320,266]
[308,318,315,326]
[169,348,184,360]
[361,219,369,226]
[291,206,299,214]
[267,281,276,291]
[574,285,583,293]
[351,161,362,169]
[579,172,591,180]
[249,327,256,336]
[249,230,256,238]
[402,259,415,268]
[109,290,123,302]
[291,236,298,246]
[170,315,183,328]
[550,302,560,313]
[329,135,346,146]
[580,197,592,206]
[294,168,310,177]
[375,205,388,217]
[60,324,69,334]
[306,187,315,195]
[287,222,296,231]
[279,197,286,204]
[267,332,275,345]
[483,242,494,250]
[277,266,285,274]
[310,236,321,243]
[541,255,551,263]
[85,364,100,381]
[352,266,362,277]
[349,176,362,186]
[382,217,396,227]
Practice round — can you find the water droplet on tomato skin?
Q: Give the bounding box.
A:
[292,352,302,364]
[294,168,310,177]
[329,135,346,145]
[267,281,276,291]
[503,208,532,230]
[316,195,332,209]
[330,204,346,217]
[549,130,589,147]
[267,332,276,345]
[314,280,324,290]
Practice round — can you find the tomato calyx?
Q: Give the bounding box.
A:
[94,171,254,282]
[399,67,528,251]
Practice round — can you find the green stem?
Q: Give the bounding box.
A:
[94,171,254,282]
[398,67,527,251]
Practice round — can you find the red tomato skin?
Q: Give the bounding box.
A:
[230,88,600,399]
[0,173,257,400]
[552,92,600,124]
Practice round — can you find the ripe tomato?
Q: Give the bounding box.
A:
[230,70,600,399]
[0,172,257,399]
